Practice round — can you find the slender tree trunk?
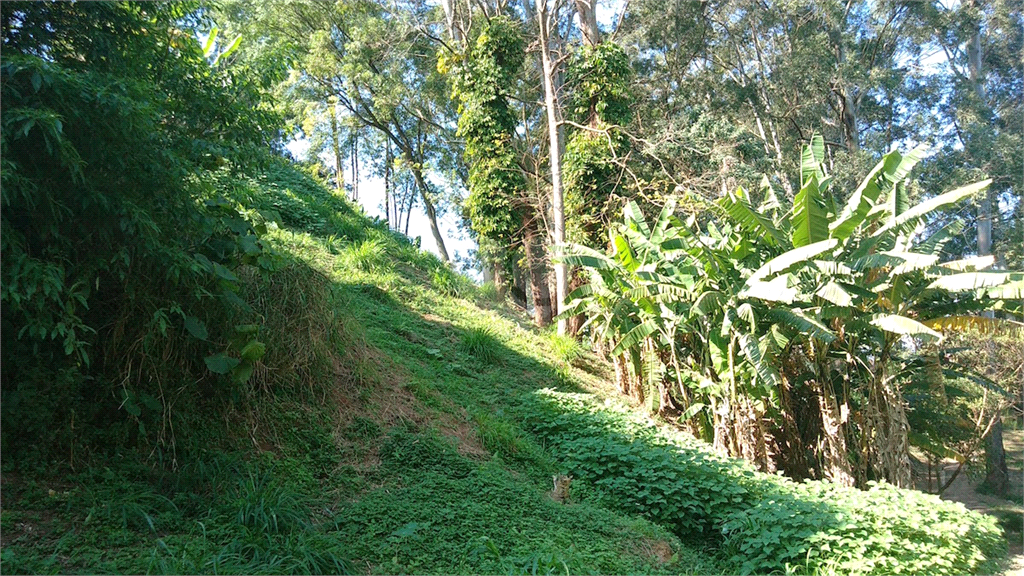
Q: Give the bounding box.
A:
[384,141,392,228]
[408,161,450,262]
[350,132,360,201]
[329,102,344,194]
[538,1,568,334]
[525,217,553,326]
[404,183,415,236]
[441,0,463,43]
[966,1,1006,492]
[841,87,860,152]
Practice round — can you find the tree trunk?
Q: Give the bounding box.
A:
[841,87,860,153]
[384,140,392,227]
[329,102,344,195]
[408,159,450,262]
[538,1,568,334]
[441,0,463,43]
[511,260,529,308]
[985,416,1009,497]
[350,131,360,201]
[404,186,414,236]
[524,218,553,326]
[574,0,601,47]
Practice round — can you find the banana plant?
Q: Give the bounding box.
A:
[559,132,1022,485]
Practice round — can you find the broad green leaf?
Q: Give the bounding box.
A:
[800,133,826,185]
[217,35,243,64]
[738,333,781,389]
[741,275,798,304]
[692,291,725,317]
[679,402,706,421]
[757,175,785,214]
[915,220,964,256]
[624,200,651,238]
[890,144,927,182]
[183,315,208,340]
[766,308,836,343]
[205,353,240,374]
[650,198,677,244]
[611,320,657,357]
[887,180,910,223]
[927,272,1012,292]
[231,362,255,384]
[875,180,990,238]
[986,280,1024,299]
[558,253,614,270]
[815,281,852,307]
[203,27,219,58]
[830,152,900,240]
[240,340,266,362]
[938,255,995,271]
[850,251,937,275]
[748,238,839,282]
[791,175,829,247]
[721,190,788,246]
[870,314,942,341]
[612,234,639,271]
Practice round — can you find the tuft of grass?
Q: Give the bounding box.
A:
[233,468,310,534]
[476,281,503,304]
[460,326,502,364]
[473,412,554,472]
[547,332,584,367]
[431,265,474,298]
[344,237,389,273]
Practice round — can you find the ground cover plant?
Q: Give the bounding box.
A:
[522,390,1006,575]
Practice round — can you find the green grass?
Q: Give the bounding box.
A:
[1,158,1008,575]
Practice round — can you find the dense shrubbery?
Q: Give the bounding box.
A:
[0,2,286,460]
[521,389,1006,575]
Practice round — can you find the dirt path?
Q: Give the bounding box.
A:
[935,429,1024,576]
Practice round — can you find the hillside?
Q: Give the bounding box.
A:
[1,160,1008,575]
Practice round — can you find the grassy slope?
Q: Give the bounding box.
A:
[0,160,1007,575]
[0,161,713,575]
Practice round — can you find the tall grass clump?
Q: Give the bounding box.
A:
[460,326,502,364]
[431,264,475,298]
[547,332,584,367]
[476,281,503,304]
[344,237,389,274]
